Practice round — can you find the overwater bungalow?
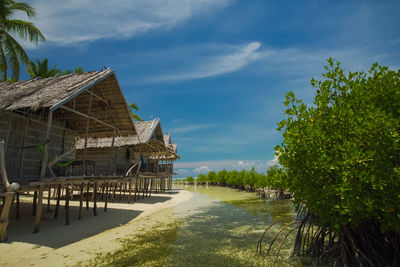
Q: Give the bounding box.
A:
[0,69,137,240]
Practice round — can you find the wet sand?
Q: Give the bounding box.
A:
[0,189,193,266]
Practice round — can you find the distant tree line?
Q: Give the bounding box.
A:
[181,165,288,196]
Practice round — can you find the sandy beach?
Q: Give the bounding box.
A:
[0,189,193,266]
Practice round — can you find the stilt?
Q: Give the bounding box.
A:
[47,185,51,212]
[128,181,132,204]
[134,178,138,202]
[93,182,97,216]
[119,182,123,201]
[112,182,117,202]
[101,184,105,200]
[32,191,37,216]
[104,182,109,212]
[78,183,83,220]
[142,179,146,199]
[65,184,70,225]
[33,185,44,233]
[86,183,90,210]
[16,193,20,219]
[54,184,61,218]
[0,192,14,242]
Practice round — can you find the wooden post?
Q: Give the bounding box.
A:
[65,184,70,225]
[93,182,97,216]
[32,191,37,216]
[15,193,20,219]
[47,185,51,212]
[104,182,109,212]
[54,184,61,219]
[0,192,14,242]
[33,185,44,233]
[83,91,93,176]
[40,110,53,179]
[109,128,116,175]
[128,181,132,204]
[78,183,83,220]
[112,182,117,202]
[134,178,138,202]
[119,182,123,201]
[86,183,90,210]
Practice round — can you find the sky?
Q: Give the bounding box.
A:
[19,0,400,178]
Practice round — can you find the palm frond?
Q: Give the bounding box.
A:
[5,33,29,63]
[131,113,143,121]
[26,58,60,78]
[129,102,139,111]
[3,34,20,80]
[7,1,36,17]
[0,44,8,81]
[5,19,45,43]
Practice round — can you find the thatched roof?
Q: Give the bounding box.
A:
[0,69,136,138]
[163,134,171,146]
[76,119,164,149]
[150,134,179,160]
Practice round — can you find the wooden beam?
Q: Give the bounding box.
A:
[40,110,53,179]
[59,106,114,129]
[83,91,93,176]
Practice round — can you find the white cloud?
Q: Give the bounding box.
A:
[26,0,232,45]
[176,156,279,175]
[151,42,268,81]
[193,166,212,173]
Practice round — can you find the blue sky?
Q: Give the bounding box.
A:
[20,0,400,178]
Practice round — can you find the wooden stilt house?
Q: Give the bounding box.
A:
[0,69,136,239]
[150,134,180,190]
[75,119,172,192]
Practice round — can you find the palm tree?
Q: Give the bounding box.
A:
[129,102,143,121]
[26,58,60,78]
[0,0,45,81]
[58,66,85,76]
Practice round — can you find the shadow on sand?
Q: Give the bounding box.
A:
[4,192,174,248]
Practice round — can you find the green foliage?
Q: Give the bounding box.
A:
[58,66,85,76]
[129,102,143,121]
[26,58,60,78]
[84,221,180,267]
[0,0,45,81]
[184,176,195,183]
[196,173,207,184]
[207,171,217,183]
[275,59,400,232]
[196,166,287,190]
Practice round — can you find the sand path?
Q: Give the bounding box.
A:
[0,189,193,266]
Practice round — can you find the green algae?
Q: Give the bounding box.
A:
[79,185,308,267]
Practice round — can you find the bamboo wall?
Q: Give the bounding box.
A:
[75,147,133,176]
[0,111,75,180]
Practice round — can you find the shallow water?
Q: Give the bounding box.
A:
[170,185,301,267]
[89,185,309,267]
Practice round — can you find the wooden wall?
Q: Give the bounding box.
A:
[0,111,75,180]
[75,146,133,176]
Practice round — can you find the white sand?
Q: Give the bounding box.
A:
[0,189,193,266]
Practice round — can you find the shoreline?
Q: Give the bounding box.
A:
[0,189,193,266]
